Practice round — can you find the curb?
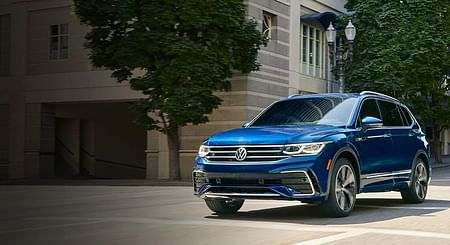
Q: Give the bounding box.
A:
[431,163,450,169]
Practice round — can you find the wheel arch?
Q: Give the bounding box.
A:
[325,147,361,200]
[413,149,431,182]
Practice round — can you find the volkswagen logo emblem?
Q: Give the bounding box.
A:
[235,147,247,161]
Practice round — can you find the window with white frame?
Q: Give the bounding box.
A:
[49,24,68,60]
[262,11,277,40]
[300,24,325,79]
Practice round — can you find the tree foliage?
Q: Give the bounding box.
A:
[345,0,450,161]
[74,0,266,178]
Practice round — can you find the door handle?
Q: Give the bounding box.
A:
[366,134,390,139]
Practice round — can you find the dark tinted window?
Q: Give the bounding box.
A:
[378,100,403,126]
[399,106,413,126]
[251,97,357,126]
[358,99,381,127]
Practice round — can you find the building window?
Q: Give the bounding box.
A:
[262,11,277,40]
[300,24,325,79]
[49,24,68,60]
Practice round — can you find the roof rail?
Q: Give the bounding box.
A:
[360,91,399,102]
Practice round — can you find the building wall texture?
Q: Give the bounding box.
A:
[0,0,363,180]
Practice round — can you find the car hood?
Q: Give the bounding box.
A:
[206,124,344,145]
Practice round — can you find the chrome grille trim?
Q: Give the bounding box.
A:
[205,145,288,162]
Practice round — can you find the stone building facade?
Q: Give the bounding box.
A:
[0,0,359,180]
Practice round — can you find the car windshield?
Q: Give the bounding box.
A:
[250,97,357,127]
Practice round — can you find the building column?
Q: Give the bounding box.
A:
[22,103,56,178]
[145,130,159,179]
[24,103,42,177]
[8,89,25,178]
[0,103,8,179]
[8,1,27,179]
[39,104,55,177]
[444,129,449,156]
[157,132,170,179]
[288,0,301,95]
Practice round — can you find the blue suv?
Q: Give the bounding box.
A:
[193,91,430,217]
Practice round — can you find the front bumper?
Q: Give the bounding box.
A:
[193,170,324,201]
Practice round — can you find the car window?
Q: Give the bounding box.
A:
[377,100,403,127]
[357,99,381,127]
[250,97,357,127]
[399,106,413,126]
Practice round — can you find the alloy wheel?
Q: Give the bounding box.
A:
[335,165,356,212]
[414,162,428,199]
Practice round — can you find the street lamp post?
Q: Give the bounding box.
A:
[326,20,356,93]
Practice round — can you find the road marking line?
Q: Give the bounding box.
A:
[357,205,449,210]
[0,220,107,234]
[291,231,367,245]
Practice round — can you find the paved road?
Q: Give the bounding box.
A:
[1,167,450,245]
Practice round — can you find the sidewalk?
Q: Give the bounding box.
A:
[431,155,450,168]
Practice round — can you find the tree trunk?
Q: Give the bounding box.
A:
[432,125,443,164]
[167,126,181,180]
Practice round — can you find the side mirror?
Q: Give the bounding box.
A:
[361,116,383,131]
[242,122,250,128]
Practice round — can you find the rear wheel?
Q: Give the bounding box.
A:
[320,158,357,217]
[205,199,244,214]
[401,159,428,203]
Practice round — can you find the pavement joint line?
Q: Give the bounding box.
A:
[290,230,368,245]
[0,220,107,234]
[23,216,450,240]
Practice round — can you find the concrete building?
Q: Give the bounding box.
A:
[5,0,445,180]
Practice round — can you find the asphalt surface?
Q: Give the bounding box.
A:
[1,166,450,245]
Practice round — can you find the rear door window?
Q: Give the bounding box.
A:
[377,100,403,127]
[399,106,413,126]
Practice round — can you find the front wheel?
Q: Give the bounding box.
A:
[205,199,244,214]
[401,159,428,203]
[320,158,357,217]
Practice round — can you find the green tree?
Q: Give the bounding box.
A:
[345,0,450,163]
[73,0,266,179]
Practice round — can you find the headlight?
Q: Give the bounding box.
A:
[283,142,331,156]
[198,145,209,157]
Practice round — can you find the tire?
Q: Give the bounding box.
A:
[401,159,428,204]
[205,199,244,214]
[320,158,357,217]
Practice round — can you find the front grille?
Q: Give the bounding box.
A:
[205,145,288,162]
[193,171,315,195]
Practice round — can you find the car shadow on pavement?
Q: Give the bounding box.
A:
[205,198,450,225]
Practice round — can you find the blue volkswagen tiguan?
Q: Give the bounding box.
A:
[193,91,430,217]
